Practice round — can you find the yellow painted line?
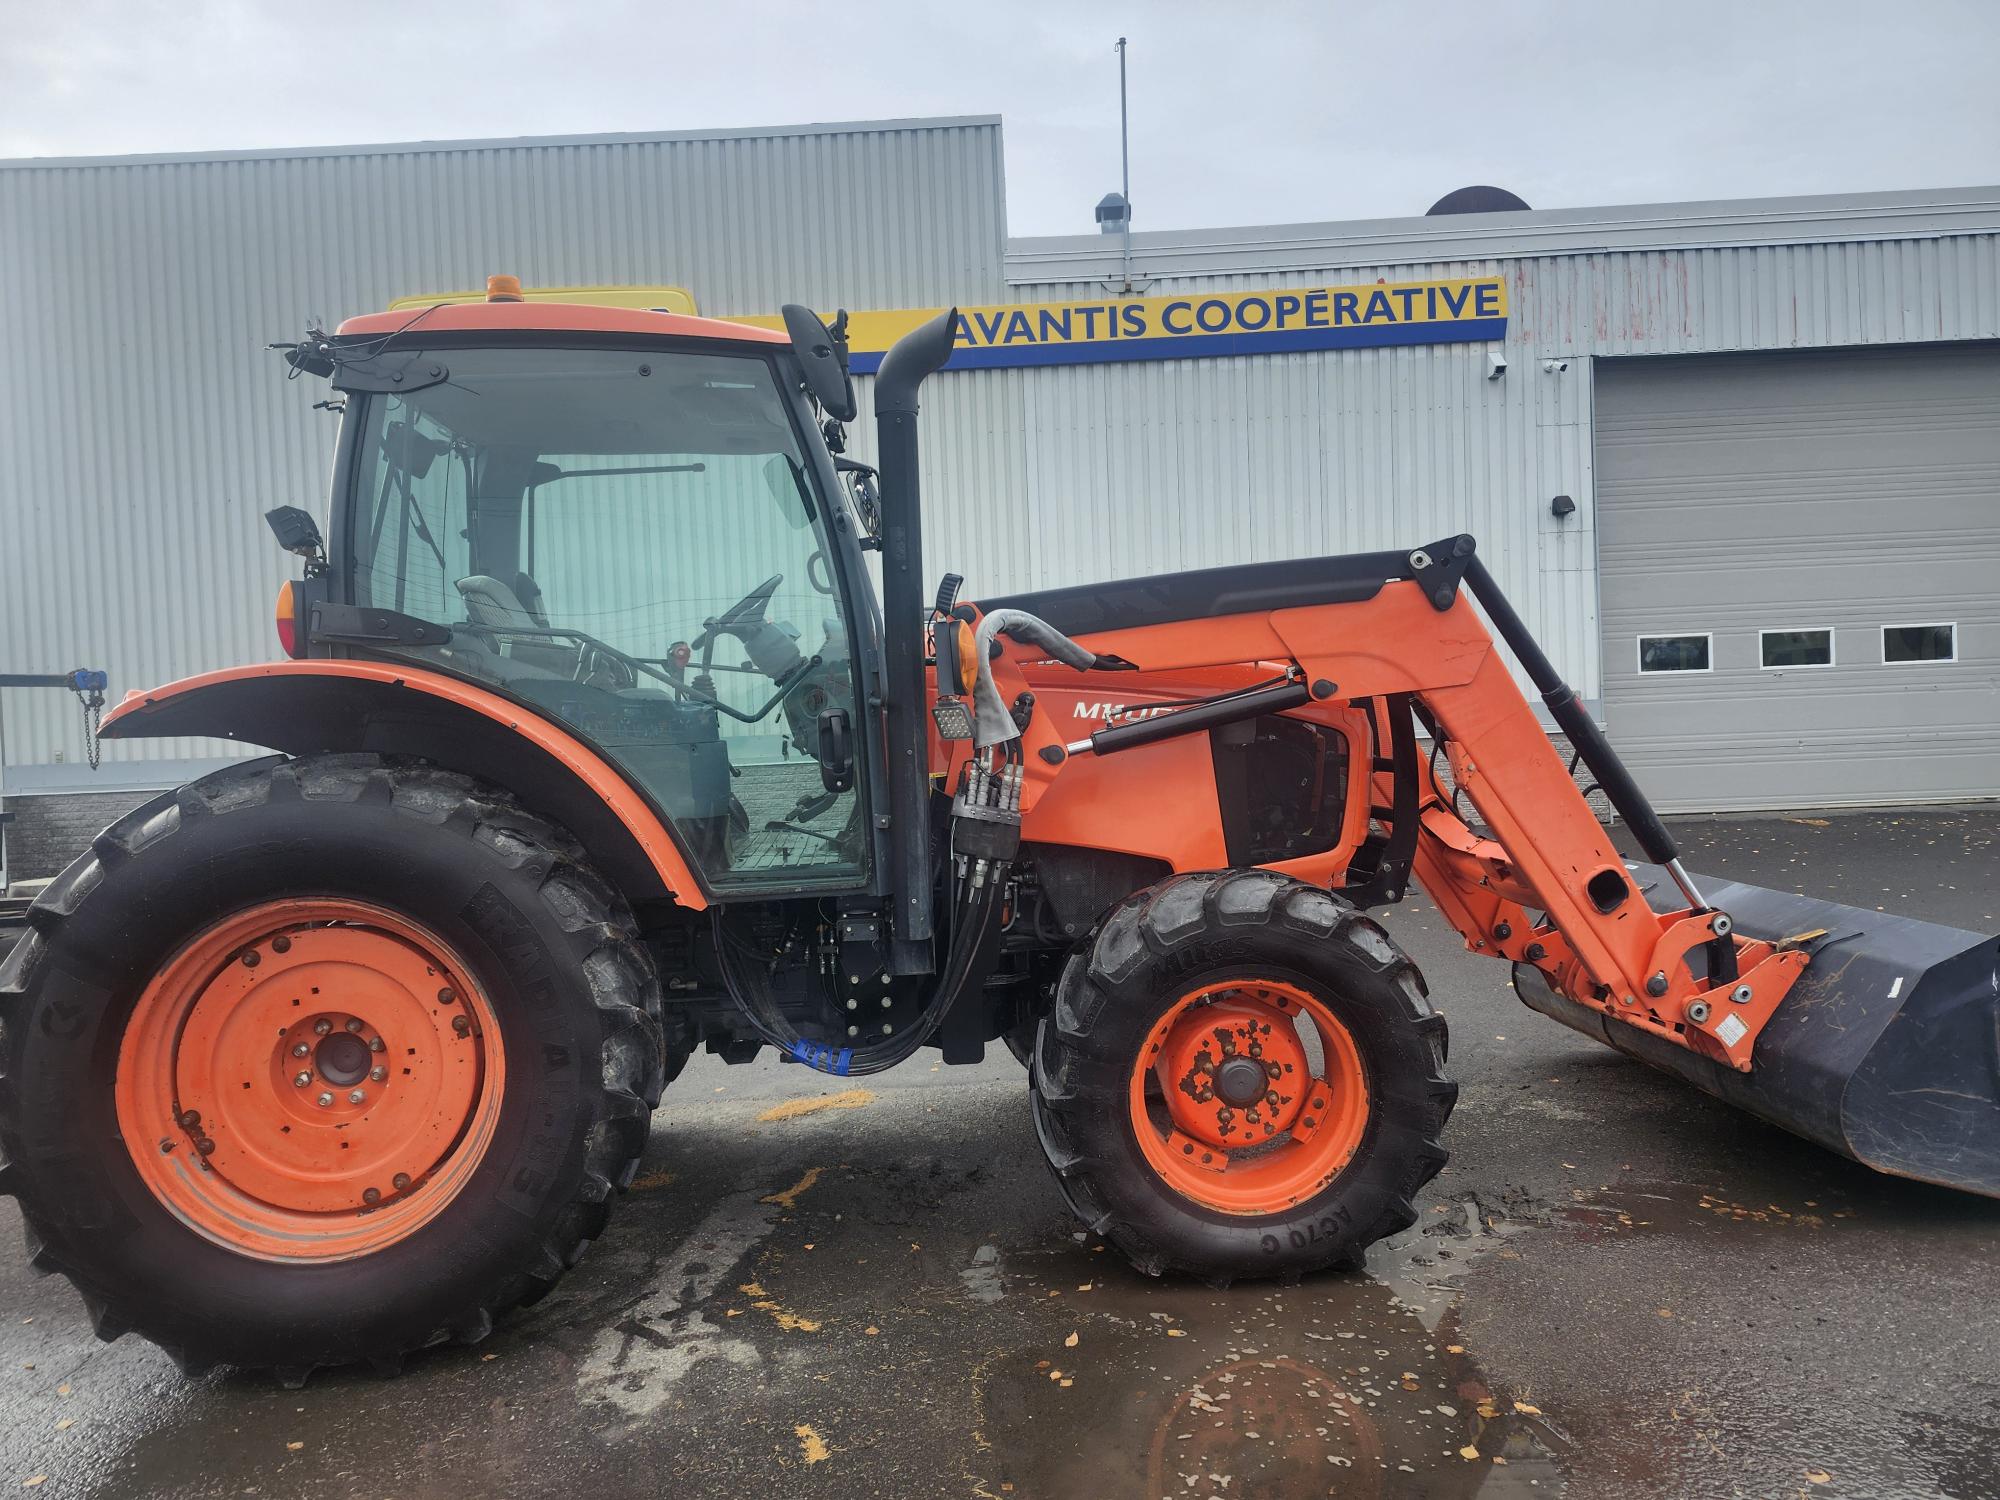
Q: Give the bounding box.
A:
[756,1088,876,1123]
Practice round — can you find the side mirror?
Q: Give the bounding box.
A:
[781,304,857,423]
[265,506,325,561]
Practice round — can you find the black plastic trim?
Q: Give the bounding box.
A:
[983,538,1468,638]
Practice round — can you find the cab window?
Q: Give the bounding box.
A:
[346,346,865,892]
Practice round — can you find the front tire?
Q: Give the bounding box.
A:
[0,754,662,1380]
[1030,869,1455,1282]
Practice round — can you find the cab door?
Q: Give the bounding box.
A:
[343,344,870,893]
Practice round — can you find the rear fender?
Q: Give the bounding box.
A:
[100,662,706,908]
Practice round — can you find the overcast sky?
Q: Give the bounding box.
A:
[4,0,1995,236]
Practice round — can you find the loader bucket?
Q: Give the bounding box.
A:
[1516,864,2000,1198]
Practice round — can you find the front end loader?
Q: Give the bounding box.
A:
[1,283,1993,1380]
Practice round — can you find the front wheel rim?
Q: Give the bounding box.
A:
[115,898,507,1262]
[1128,978,1370,1217]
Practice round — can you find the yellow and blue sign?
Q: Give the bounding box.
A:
[740,277,1506,373]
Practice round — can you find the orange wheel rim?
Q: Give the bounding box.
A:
[115,898,507,1262]
[1128,978,1369,1217]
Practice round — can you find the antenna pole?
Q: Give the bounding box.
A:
[1116,36,1132,292]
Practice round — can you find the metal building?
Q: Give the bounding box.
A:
[2,115,1996,878]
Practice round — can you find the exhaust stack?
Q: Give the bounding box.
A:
[873,308,959,953]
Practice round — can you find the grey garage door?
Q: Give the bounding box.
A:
[1596,343,2000,812]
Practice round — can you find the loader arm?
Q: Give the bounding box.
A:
[974,532,2000,1199]
[981,538,1809,1074]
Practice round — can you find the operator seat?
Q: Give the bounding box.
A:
[455,574,577,676]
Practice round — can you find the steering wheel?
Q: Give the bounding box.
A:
[702,574,785,646]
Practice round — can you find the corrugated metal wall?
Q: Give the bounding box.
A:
[929,229,2000,710]
[887,260,1600,690]
[3,118,1994,801]
[0,120,1008,784]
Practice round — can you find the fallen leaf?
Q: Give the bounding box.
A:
[1077,1283,1092,1292]
[1064,1332,1078,1348]
[1806,1469,1832,1485]
[803,1243,815,1251]
[1459,1446,1480,1461]
[627,1169,676,1192]
[1047,1369,1063,1381]
[758,1089,875,1123]
[481,1352,497,1361]
[794,1424,830,1466]
[1058,1378,1073,1388]
[760,1168,824,1211]
[1446,1344,1465,1355]
[864,1326,879,1336]
[287,1442,304,1451]
[1493,1455,1508,1465]
[54,1386,70,1399]
[1513,1400,1542,1415]
[22,1478,47,1490]
[1166,1328,1187,1338]
[1657,1308,1674,1319]
[53,1420,72,1433]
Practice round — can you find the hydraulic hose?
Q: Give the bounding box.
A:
[711,858,1007,1076]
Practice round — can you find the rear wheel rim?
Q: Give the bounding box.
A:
[115,898,506,1262]
[1127,978,1369,1216]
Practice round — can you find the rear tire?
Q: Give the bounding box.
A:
[1030,869,1454,1281]
[0,753,663,1379]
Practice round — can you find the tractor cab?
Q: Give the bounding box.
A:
[288,296,881,893]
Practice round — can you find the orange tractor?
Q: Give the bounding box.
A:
[2,287,1994,1381]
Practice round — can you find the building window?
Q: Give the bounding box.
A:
[1883,623,1956,664]
[1637,634,1711,674]
[1760,628,1834,669]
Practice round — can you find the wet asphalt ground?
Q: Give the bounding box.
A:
[2,806,1997,1499]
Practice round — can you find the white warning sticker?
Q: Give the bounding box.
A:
[1715,1012,1749,1047]
[1887,976,1904,999]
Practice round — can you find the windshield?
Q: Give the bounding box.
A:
[346,345,865,891]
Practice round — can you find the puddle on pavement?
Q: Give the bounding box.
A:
[969,1201,1568,1500]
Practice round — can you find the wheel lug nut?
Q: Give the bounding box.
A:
[240,950,261,968]
[177,1110,201,1128]
[370,1066,387,1083]
[316,1092,334,1108]
[272,935,292,954]
[292,1042,310,1058]
[452,1016,471,1037]
[438,988,456,1005]
[392,1173,412,1192]
[196,1137,216,1155]
[368,1036,385,1053]
[313,1019,332,1036]
[293,1071,312,1088]
[345,1018,364,1034]
[348,1089,367,1105]
[362,1187,381,1205]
